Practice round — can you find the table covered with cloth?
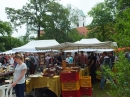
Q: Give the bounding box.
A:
[26,76,61,97]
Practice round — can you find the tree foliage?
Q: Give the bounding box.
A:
[111,8,130,47]
[41,2,71,43]
[6,0,55,38]
[67,28,83,42]
[105,0,130,47]
[103,52,130,97]
[87,0,130,47]
[0,20,12,36]
[5,0,80,43]
[0,36,24,51]
[87,2,114,41]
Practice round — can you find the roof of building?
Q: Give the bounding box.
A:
[76,27,88,36]
[77,9,86,17]
[40,30,45,35]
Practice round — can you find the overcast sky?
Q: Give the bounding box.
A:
[0,0,104,37]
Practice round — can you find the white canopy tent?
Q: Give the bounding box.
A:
[64,49,114,53]
[12,39,59,52]
[64,49,97,52]
[74,38,117,52]
[2,50,14,54]
[75,38,100,44]
[96,49,114,53]
[36,41,113,51]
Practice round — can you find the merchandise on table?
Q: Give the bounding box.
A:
[43,65,63,77]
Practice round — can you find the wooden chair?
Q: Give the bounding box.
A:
[0,84,13,97]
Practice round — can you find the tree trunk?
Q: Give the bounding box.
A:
[102,25,105,41]
[37,25,40,39]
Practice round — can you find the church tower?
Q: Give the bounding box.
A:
[77,9,86,27]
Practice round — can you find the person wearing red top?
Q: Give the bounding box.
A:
[79,51,87,68]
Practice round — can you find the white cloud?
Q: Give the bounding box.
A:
[0,0,104,37]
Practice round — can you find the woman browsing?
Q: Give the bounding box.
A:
[12,54,27,97]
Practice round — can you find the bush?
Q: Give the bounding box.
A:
[107,52,130,97]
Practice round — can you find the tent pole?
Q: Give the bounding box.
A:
[78,46,79,54]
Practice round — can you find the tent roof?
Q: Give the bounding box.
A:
[2,50,14,54]
[75,38,100,44]
[12,39,59,52]
[36,41,112,51]
[64,49,114,53]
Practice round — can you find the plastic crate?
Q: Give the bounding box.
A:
[80,87,92,96]
[60,72,79,82]
[79,76,92,87]
[62,90,80,97]
[61,81,80,91]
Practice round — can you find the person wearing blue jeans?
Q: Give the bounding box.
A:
[100,74,114,89]
[100,75,105,89]
[12,53,27,97]
[100,52,113,89]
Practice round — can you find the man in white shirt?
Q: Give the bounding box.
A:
[8,55,14,65]
[66,55,69,64]
[45,54,51,68]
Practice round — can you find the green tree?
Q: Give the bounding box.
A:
[6,0,54,39]
[111,8,130,47]
[0,20,12,36]
[101,51,130,97]
[41,2,71,43]
[87,2,114,41]
[104,0,130,47]
[0,36,24,51]
[0,20,13,51]
[67,28,83,42]
[5,0,77,43]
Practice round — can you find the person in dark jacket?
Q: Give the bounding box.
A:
[89,52,97,84]
[29,54,35,75]
[56,53,62,66]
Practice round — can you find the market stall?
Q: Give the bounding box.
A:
[28,40,116,97]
